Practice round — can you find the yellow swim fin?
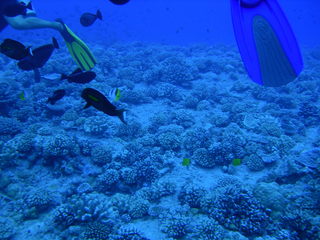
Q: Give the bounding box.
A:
[57,19,96,71]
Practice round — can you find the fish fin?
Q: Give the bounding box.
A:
[117,109,127,124]
[24,46,33,56]
[52,37,59,49]
[108,88,121,102]
[26,2,33,10]
[84,102,91,109]
[33,68,40,82]
[60,73,67,80]
[96,10,103,20]
[115,88,121,101]
[72,68,83,74]
[108,88,116,101]
[18,92,25,101]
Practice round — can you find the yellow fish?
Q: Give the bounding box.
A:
[108,88,121,102]
[182,158,191,167]
[232,158,241,166]
[18,91,25,101]
[115,88,121,101]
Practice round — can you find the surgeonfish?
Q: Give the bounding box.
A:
[109,0,130,5]
[60,68,96,84]
[80,10,102,27]
[0,38,32,60]
[47,89,66,105]
[18,37,59,71]
[232,158,242,166]
[81,87,127,124]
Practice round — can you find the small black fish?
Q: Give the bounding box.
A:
[81,88,126,124]
[18,37,59,71]
[47,89,66,105]
[80,10,102,27]
[3,1,33,17]
[61,68,96,84]
[109,0,130,5]
[0,39,31,60]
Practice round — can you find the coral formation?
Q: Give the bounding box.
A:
[0,36,318,240]
[207,187,270,237]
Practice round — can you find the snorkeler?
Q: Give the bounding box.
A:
[1,0,63,32]
[1,0,96,71]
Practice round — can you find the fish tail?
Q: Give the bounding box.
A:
[47,98,53,105]
[52,37,59,49]
[26,47,33,56]
[60,74,67,80]
[96,10,103,20]
[117,109,127,124]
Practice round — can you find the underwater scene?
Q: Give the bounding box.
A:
[0,0,320,239]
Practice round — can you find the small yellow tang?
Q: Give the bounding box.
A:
[232,158,241,166]
[182,158,191,167]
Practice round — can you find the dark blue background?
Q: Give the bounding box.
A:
[1,0,320,47]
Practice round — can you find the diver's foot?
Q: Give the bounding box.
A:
[54,18,65,32]
[55,22,64,32]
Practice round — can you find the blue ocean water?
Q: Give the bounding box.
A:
[0,0,320,239]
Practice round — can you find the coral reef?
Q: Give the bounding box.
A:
[160,214,189,239]
[206,186,271,237]
[192,217,225,240]
[0,41,318,240]
[0,218,16,240]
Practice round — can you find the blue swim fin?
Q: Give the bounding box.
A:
[230,0,303,87]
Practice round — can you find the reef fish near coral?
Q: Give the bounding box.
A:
[81,88,127,124]
[0,38,32,60]
[109,0,130,5]
[232,158,242,166]
[60,68,96,84]
[18,37,59,71]
[47,89,66,105]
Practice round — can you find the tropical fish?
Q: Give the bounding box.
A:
[109,0,130,5]
[42,73,61,81]
[108,88,121,102]
[3,1,33,17]
[18,91,26,101]
[232,158,242,166]
[182,158,191,167]
[81,88,127,124]
[18,37,59,71]
[110,0,129,5]
[0,38,32,60]
[80,10,102,27]
[47,89,66,105]
[61,68,96,84]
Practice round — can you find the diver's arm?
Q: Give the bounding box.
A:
[4,15,63,31]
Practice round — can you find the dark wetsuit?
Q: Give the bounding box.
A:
[0,0,17,31]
